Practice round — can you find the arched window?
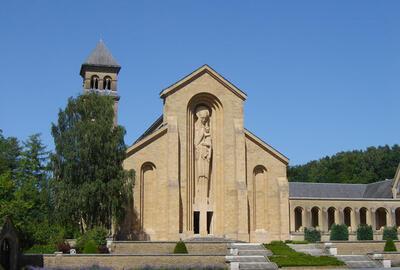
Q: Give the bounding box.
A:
[104,76,112,90]
[90,75,99,89]
[376,207,387,230]
[360,207,367,225]
[311,207,320,228]
[294,207,303,231]
[396,208,400,227]
[344,207,352,227]
[328,207,336,230]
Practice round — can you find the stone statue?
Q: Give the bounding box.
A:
[194,106,212,203]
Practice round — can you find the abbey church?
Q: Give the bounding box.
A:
[80,41,400,243]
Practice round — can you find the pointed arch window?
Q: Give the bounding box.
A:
[90,75,99,89]
[104,76,112,90]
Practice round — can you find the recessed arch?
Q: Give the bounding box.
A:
[344,207,352,227]
[140,162,156,231]
[253,165,267,230]
[376,207,387,230]
[311,207,320,228]
[396,208,400,227]
[360,207,368,225]
[90,75,99,89]
[294,207,303,231]
[328,207,336,230]
[186,92,223,232]
[103,76,112,90]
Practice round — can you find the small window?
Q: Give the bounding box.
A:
[104,76,112,90]
[90,75,99,89]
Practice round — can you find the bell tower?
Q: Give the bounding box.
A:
[80,40,121,124]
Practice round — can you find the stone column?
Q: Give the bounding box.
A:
[289,206,295,232]
[303,207,311,229]
[370,208,376,231]
[355,207,361,227]
[350,208,357,232]
[301,207,307,230]
[335,208,342,225]
[321,207,327,232]
[318,208,323,231]
[387,208,394,227]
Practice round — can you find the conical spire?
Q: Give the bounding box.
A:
[83,40,120,67]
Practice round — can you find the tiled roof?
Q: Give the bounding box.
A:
[82,40,120,67]
[289,179,393,199]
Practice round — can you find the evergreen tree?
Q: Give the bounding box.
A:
[51,94,134,233]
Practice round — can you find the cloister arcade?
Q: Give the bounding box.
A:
[290,201,400,233]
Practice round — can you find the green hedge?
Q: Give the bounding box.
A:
[173,240,188,254]
[357,224,373,240]
[304,227,321,243]
[83,240,98,254]
[384,239,397,252]
[383,227,398,241]
[76,226,108,253]
[264,241,345,267]
[330,224,349,241]
[24,244,57,254]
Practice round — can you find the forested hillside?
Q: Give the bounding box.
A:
[288,145,400,184]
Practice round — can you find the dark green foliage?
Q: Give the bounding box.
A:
[83,240,98,254]
[357,224,373,240]
[51,94,134,232]
[304,227,321,243]
[265,241,345,267]
[383,226,398,240]
[384,239,397,252]
[330,224,349,240]
[0,131,55,248]
[288,145,400,184]
[285,240,309,244]
[76,226,108,252]
[24,244,57,254]
[174,240,188,254]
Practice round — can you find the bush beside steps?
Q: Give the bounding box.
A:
[174,240,188,254]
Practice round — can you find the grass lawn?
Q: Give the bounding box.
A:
[264,241,345,268]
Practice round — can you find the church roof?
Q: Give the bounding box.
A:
[289,179,394,199]
[81,40,120,69]
[159,65,247,100]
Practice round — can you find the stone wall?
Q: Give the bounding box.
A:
[111,241,228,255]
[22,254,226,269]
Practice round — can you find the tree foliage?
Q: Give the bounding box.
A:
[51,94,134,233]
[0,131,54,247]
[288,145,400,183]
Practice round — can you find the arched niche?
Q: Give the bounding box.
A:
[253,165,267,230]
[294,207,303,231]
[139,162,156,232]
[311,207,320,228]
[186,93,223,232]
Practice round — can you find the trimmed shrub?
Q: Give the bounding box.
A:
[384,239,397,252]
[174,240,188,254]
[357,224,373,240]
[304,227,321,243]
[83,239,98,254]
[383,226,398,241]
[330,224,349,241]
[76,226,108,252]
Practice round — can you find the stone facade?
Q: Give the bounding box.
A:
[123,65,290,242]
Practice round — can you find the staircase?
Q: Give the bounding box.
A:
[335,255,382,268]
[226,243,277,270]
[287,243,324,256]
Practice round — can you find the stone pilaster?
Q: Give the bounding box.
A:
[167,116,180,240]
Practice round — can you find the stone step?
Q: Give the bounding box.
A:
[238,262,278,270]
[226,255,267,262]
[335,255,382,268]
[238,250,271,256]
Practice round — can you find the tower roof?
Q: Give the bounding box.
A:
[80,40,121,76]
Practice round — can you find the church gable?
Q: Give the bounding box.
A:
[159,65,247,101]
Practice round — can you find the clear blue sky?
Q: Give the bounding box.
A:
[0,1,399,165]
